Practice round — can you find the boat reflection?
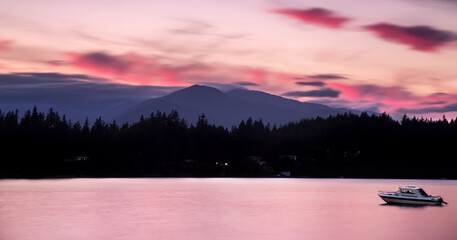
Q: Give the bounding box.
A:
[379,203,444,208]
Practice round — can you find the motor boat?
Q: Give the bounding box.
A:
[378,186,447,205]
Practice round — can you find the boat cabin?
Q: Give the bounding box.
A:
[398,186,429,197]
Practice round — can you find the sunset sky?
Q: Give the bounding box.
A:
[2,0,457,119]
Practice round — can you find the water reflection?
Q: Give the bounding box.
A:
[0,178,456,240]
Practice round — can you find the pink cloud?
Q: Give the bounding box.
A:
[0,39,13,51]
[66,51,306,93]
[67,52,189,85]
[64,51,457,116]
[365,23,457,52]
[67,51,253,86]
[244,68,267,85]
[40,49,457,116]
[271,8,351,28]
[327,82,457,113]
[328,83,419,111]
[242,68,296,86]
[330,83,414,101]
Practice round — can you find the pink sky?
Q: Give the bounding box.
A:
[1,0,457,119]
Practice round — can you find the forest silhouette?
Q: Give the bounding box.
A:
[0,107,456,179]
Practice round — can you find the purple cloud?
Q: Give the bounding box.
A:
[365,23,457,52]
[421,101,447,105]
[307,74,346,80]
[271,8,351,29]
[397,102,457,114]
[234,81,259,86]
[282,88,340,98]
[69,52,133,74]
[295,81,325,86]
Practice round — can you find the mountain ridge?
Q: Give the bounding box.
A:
[115,85,371,127]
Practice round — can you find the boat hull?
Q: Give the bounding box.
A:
[379,195,443,205]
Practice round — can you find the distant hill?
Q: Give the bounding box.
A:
[116,85,369,127]
[0,72,180,123]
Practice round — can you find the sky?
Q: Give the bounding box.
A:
[1,0,457,119]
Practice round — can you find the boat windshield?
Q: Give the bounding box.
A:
[418,188,429,197]
[400,189,414,194]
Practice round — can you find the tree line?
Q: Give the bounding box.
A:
[0,107,456,179]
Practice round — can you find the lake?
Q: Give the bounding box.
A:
[0,178,456,240]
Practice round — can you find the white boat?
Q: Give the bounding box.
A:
[378,186,447,205]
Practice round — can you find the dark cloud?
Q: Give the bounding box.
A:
[0,72,176,97]
[0,72,107,86]
[69,52,133,74]
[234,81,259,86]
[329,83,415,100]
[307,74,346,80]
[295,81,325,86]
[398,102,457,114]
[19,72,106,81]
[421,101,447,105]
[282,88,340,98]
[365,23,457,52]
[271,8,351,28]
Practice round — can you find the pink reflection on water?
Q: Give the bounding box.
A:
[0,178,456,240]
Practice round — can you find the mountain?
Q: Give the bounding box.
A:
[0,72,180,123]
[115,85,368,127]
[226,89,345,116]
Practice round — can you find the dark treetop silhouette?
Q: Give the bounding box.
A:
[0,107,456,179]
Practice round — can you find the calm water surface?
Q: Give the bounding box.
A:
[0,178,456,240]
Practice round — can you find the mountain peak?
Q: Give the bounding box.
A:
[116,84,368,127]
[159,84,228,106]
[187,84,220,92]
[167,84,223,97]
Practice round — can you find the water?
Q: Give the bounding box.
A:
[0,178,456,240]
